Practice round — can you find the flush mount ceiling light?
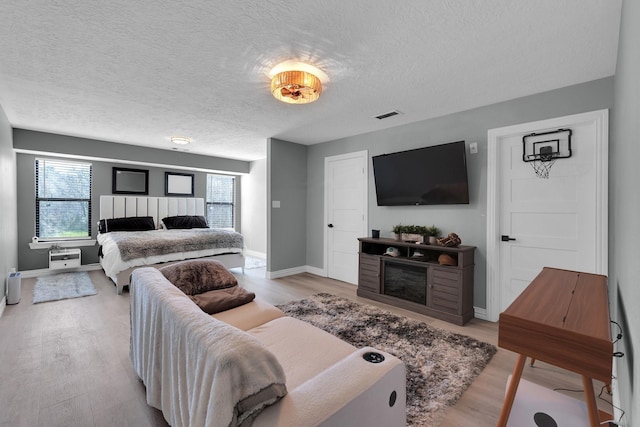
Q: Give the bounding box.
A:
[271,70,322,104]
[268,61,327,105]
[171,136,191,145]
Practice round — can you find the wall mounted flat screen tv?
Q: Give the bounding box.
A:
[372,141,469,206]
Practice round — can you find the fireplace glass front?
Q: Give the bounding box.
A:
[382,260,427,305]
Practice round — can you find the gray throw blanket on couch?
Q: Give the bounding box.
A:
[129,268,287,427]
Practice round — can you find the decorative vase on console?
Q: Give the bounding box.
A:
[425,225,441,245]
[403,233,424,243]
[392,224,404,241]
[399,225,425,243]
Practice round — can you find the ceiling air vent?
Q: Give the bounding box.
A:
[374,110,401,120]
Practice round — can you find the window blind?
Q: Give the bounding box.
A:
[35,159,92,240]
[206,174,235,229]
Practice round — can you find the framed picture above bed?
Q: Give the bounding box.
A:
[112,167,149,195]
[165,172,195,196]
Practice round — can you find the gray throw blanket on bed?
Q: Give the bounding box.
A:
[109,229,243,261]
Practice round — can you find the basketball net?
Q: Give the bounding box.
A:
[530,157,556,179]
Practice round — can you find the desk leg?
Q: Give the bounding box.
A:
[497,354,527,427]
[582,376,600,427]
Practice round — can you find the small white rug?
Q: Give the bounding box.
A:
[244,256,266,269]
[33,272,97,304]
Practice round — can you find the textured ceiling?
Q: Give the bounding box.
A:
[0,1,621,161]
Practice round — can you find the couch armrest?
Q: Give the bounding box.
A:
[252,347,406,427]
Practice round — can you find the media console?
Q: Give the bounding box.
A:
[357,237,475,325]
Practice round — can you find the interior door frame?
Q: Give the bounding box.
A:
[486,109,609,322]
[323,150,368,279]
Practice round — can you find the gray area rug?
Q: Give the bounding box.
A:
[277,293,497,427]
[33,272,97,304]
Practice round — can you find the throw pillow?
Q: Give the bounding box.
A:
[162,215,209,229]
[99,216,156,233]
[159,259,238,295]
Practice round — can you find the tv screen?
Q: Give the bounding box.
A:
[372,141,469,206]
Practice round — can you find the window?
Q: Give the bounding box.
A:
[206,174,235,229]
[35,159,92,240]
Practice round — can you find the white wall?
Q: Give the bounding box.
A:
[241,158,267,257]
[0,105,17,309]
[610,0,640,423]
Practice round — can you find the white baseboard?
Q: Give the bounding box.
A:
[0,296,5,319]
[18,263,102,278]
[305,265,326,277]
[474,306,490,321]
[266,265,327,279]
[266,266,308,279]
[244,250,266,259]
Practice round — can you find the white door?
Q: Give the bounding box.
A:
[324,151,368,284]
[486,110,608,321]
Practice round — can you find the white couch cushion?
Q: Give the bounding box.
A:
[212,299,285,331]
[248,317,356,390]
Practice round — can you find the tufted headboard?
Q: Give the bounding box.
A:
[99,196,205,229]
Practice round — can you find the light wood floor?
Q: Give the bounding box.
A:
[0,267,613,426]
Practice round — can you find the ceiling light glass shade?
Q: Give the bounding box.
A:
[271,71,322,104]
[171,136,191,145]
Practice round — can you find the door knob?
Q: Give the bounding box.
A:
[501,235,516,242]
[328,224,334,228]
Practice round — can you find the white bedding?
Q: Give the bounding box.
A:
[97,229,244,279]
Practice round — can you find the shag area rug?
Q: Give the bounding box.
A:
[33,272,97,304]
[277,293,497,427]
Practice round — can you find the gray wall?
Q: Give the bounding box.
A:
[241,158,267,257]
[14,130,250,271]
[13,129,249,174]
[306,77,614,309]
[267,138,307,271]
[0,105,17,301]
[610,0,639,423]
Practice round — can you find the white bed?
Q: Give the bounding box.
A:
[99,195,245,294]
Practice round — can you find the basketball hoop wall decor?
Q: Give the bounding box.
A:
[522,128,572,179]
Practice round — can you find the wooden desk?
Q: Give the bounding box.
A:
[497,267,612,427]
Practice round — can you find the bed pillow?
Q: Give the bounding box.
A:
[98,216,156,233]
[190,286,256,314]
[159,259,238,295]
[162,215,209,229]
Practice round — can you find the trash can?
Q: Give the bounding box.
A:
[7,272,21,305]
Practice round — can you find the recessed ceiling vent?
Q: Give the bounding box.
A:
[374,110,401,120]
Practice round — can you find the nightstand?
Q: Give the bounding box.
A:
[49,248,82,270]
